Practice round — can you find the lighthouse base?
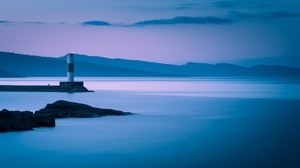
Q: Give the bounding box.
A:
[59,81,89,92]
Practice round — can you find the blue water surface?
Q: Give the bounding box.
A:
[0,77,300,168]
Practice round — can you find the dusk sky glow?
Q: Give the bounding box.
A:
[0,0,300,63]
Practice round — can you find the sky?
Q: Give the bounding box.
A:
[0,0,300,63]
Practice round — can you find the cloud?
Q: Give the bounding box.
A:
[174,3,201,10]
[81,20,111,26]
[266,11,300,19]
[0,21,45,24]
[229,11,300,20]
[212,1,269,9]
[0,20,10,24]
[229,11,257,20]
[0,20,111,26]
[22,21,44,24]
[134,16,233,26]
[212,1,235,8]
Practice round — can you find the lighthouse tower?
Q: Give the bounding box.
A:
[67,53,74,82]
[59,53,87,92]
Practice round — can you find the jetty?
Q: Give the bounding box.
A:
[0,82,89,92]
[0,53,92,92]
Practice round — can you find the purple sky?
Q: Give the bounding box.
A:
[0,0,300,63]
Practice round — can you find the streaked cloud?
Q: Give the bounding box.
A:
[266,11,300,19]
[212,1,235,8]
[0,21,45,24]
[174,3,202,10]
[212,1,271,10]
[0,20,10,24]
[81,20,111,26]
[134,16,233,26]
[22,21,44,24]
[230,11,300,20]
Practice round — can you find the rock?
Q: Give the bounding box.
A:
[33,113,56,127]
[0,109,55,132]
[35,100,132,118]
[1,100,132,132]
[0,109,33,132]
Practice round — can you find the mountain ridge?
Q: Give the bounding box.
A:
[0,51,181,77]
[229,56,300,68]
[0,51,300,77]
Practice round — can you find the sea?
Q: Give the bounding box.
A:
[0,77,300,168]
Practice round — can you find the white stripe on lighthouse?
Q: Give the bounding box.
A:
[67,53,74,82]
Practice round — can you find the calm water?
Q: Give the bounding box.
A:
[0,77,300,168]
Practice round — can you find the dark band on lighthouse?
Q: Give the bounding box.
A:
[68,63,74,72]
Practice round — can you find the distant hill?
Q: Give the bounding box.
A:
[59,54,184,75]
[0,70,19,77]
[1,51,300,77]
[230,56,300,68]
[60,54,300,77]
[0,52,65,77]
[0,52,179,77]
[180,62,300,77]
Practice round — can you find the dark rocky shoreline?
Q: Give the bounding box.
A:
[0,100,132,132]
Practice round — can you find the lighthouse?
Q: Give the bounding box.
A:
[59,53,88,92]
[67,53,74,82]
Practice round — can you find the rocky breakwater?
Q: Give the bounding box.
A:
[0,100,132,132]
